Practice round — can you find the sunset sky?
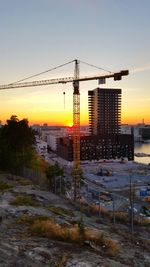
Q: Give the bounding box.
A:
[0,0,150,126]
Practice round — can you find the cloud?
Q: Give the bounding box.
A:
[130,64,150,73]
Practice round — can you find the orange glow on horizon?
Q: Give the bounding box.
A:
[28,116,150,126]
[122,114,150,125]
[0,109,149,126]
[1,115,150,126]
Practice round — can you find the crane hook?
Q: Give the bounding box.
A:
[63,91,65,109]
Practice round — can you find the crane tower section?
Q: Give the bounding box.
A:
[73,60,80,168]
[73,60,80,200]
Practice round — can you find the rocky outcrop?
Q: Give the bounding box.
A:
[0,173,150,267]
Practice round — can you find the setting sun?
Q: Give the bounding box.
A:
[66,122,73,127]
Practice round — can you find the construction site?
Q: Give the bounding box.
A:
[0,59,132,199]
[0,59,150,267]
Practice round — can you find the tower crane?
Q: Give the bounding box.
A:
[0,59,129,200]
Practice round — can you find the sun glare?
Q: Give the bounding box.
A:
[67,122,73,127]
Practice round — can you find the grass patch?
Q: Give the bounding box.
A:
[10,195,39,206]
[48,206,74,217]
[55,254,69,267]
[16,214,50,224]
[16,214,119,256]
[112,211,129,223]
[30,218,119,255]
[135,217,150,227]
[47,254,69,267]
[0,181,13,191]
[18,179,33,186]
[90,204,109,217]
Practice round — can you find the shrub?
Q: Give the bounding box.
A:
[104,238,120,256]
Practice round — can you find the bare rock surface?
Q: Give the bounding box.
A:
[0,172,150,267]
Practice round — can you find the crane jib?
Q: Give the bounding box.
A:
[0,70,129,90]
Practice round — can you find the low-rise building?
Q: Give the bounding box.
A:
[57,134,134,162]
[47,133,60,151]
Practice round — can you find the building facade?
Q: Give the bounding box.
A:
[88,88,121,136]
[57,134,134,161]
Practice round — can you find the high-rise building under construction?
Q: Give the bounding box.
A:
[88,88,121,136]
[57,87,134,161]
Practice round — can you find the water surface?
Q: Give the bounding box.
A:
[134,143,150,164]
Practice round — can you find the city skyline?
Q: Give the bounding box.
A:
[0,0,150,126]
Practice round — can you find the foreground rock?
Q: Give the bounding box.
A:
[0,172,150,267]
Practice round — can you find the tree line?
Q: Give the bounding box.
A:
[0,115,68,194]
[0,115,83,197]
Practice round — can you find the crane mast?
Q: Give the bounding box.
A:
[73,60,80,200]
[0,60,129,201]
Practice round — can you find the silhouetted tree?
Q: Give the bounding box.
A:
[0,115,35,172]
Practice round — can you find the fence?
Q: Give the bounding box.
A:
[17,167,48,188]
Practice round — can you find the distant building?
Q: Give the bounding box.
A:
[139,125,150,140]
[31,124,41,134]
[121,124,150,142]
[41,126,62,142]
